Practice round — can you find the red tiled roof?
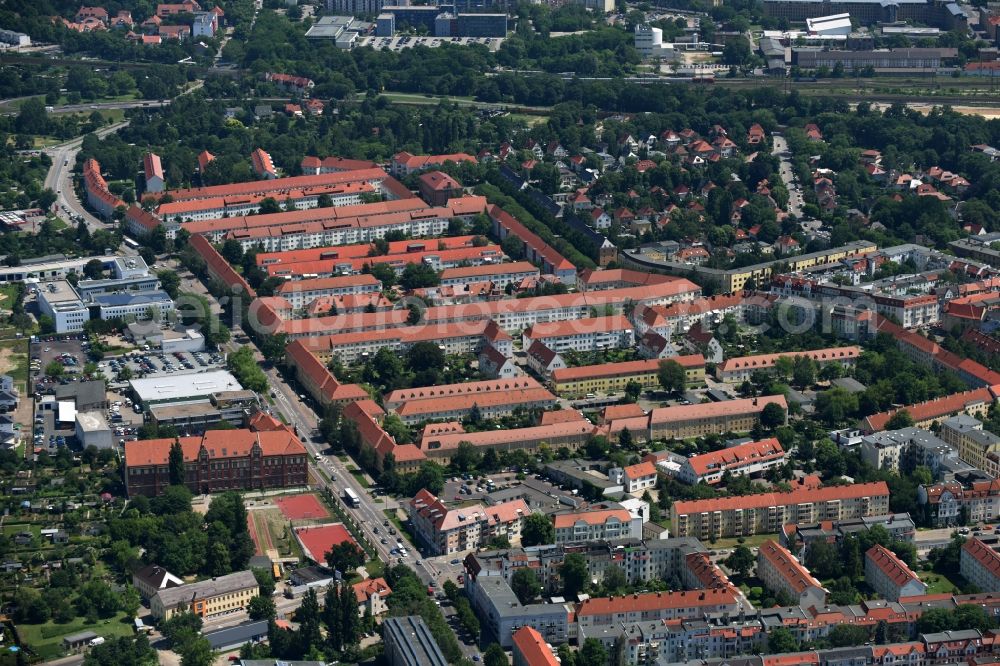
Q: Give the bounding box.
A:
[863,386,997,432]
[124,429,305,467]
[576,589,736,616]
[866,544,922,589]
[759,540,824,594]
[962,537,1000,581]
[524,314,632,340]
[144,152,164,181]
[672,481,889,515]
[511,627,560,666]
[551,355,704,383]
[553,508,632,529]
[352,577,392,604]
[623,461,656,480]
[686,438,785,478]
[718,347,860,373]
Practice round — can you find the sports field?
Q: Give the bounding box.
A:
[276,493,329,520]
[294,523,356,563]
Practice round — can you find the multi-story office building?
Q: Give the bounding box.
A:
[150,570,258,620]
[961,537,1000,593]
[671,481,891,539]
[124,427,308,497]
[865,544,927,601]
[757,540,827,608]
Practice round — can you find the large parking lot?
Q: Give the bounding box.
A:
[98,348,225,383]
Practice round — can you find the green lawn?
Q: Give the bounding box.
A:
[710,533,777,550]
[349,470,370,488]
[918,571,960,595]
[365,559,386,579]
[18,612,133,660]
[0,338,33,385]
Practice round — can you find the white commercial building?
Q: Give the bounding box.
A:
[806,13,853,36]
[0,29,30,47]
[37,281,90,333]
[75,411,114,450]
[635,24,677,59]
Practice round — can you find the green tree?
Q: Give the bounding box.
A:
[657,359,687,393]
[792,356,815,388]
[484,642,508,666]
[827,623,871,647]
[815,387,859,426]
[84,259,105,280]
[579,638,608,666]
[511,567,543,604]
[767,627,799,654]
[625,380,642,402]
[886,409,914,430]
[602,564,627,594]
[723,545,755,578]
[451,441,482,473]
[325,541,365,574]
[168,440,185,486]
[522,513,554,547]
[760,403,787,430]
[248,595,276,621]
[561,553,589,598]
[399,263,441,290]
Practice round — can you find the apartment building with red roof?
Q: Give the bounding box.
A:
[143,152,165,193]
[522,314,635,354]
[300,155,380,175]
[439,261,539,289]
[389,151,477,177]
[417,170,464,206]
[159,181,376,222]
[919,475,1000,527]
[961,537,1000,592]
[188,233,256,299]
[757,540,827,609]
[645,395,787,441]
[862,386,998,433]
[575,589,740,632]
[284,340,368,409]
[274,273,381,309]
[82,159,125,219]
[418,416,595,465]
[511,626,559,666]
[250,148,277,180]
[124,205,169,240]
[715,346,861,383]
[124,427,307,497]
[266,243,503,279]
[384,377,556,426]
[552,507,642,544]
[488,204,577,285]
[550,355,705,398]
[865,544,927,601]
[264,72,314,95]
[408,488,529,554]
[671,480,890,539]
[676,437,787,485]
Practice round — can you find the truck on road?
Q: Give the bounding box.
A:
[343,487,360,508]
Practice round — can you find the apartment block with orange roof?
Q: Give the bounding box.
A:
[439,261,539,289]
[550,355,705,398]
[407,489,529,555]
[574,589,741,632]
[961,536,1000,592]
[522,315,635,354]
[714,346,861,384]
[677,437,787,485]
[865,544,927,601]
[511,626,559,666]
[274,273,381,309]
[757,540,827,609]
[671,480,890,539]
[646,395,788,441]
[384,377,556,426]
[552,507,642,545]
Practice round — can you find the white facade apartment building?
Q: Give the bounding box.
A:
[224,213,456,252]
[276,274,382,309]
[961,537,1000,593]
[757,540,827,609]
[408,489,529,555]
[864,544,927,601]
[160,188,369,223]
[521,315,635,354]
[676,438,787,485]
[552,508,643,545]
[612,461,658,493]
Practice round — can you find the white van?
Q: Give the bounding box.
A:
[89,637,105,647]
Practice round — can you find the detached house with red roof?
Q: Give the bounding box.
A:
[251,148,277,180]
[352,577,392,617]
[143,152,165,193]
[123,427,308,497]
[611,461,658,493]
